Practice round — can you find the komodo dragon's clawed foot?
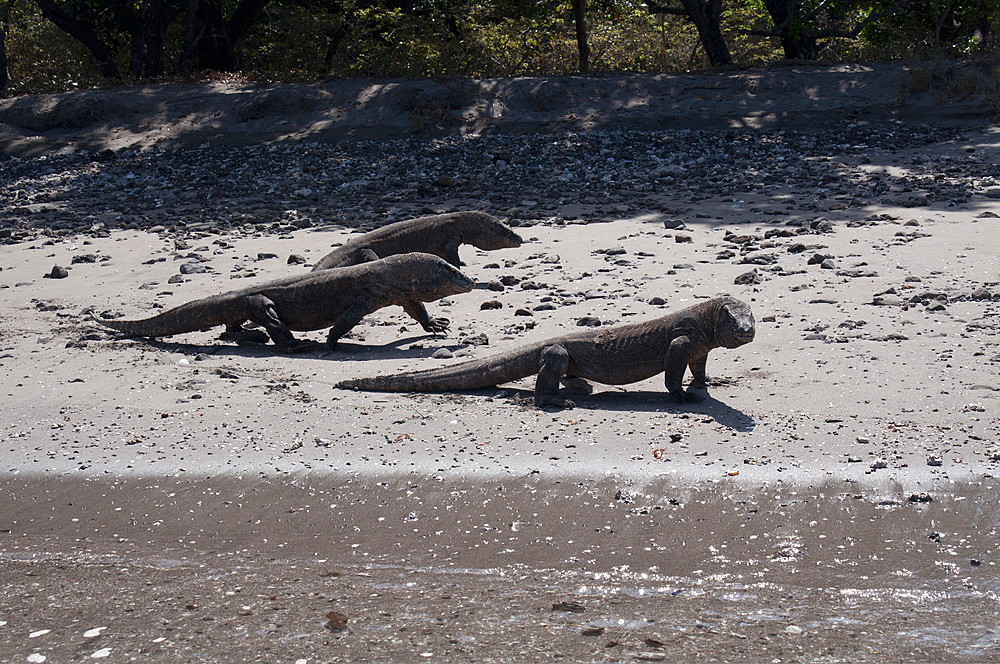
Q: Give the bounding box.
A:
[536,396,575,410]
[424,317,450,334]
[220,328,270,346]
[279,339,322,354]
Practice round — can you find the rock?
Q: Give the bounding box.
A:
[820,258,836,270]
[674,233,692,243]
[464,333,489,345]
[663,218,686,230]
[872,294,902,306]
[972,287,992,301]
[577,316,602,327]
[648,296,666,305]
[486,280,505,292]
[734,269,762,285]
[287,254,306,264]
[810,218,834,232]
[256,252,278,260]
[70,253,97,264]
[807,253,829,265]
[480,300,502,310]
[180,262,210,274]
[431,348,454,359]
[985,187,1000,199]
[45,265,69,279]
[837,268,878,277]
[500,275,520,286]
[514,308,533,316]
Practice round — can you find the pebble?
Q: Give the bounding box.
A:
[0,124,975,245]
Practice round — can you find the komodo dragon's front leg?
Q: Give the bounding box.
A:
[244,294,312,353]
[402,301,449,334]
[534,344,575,409]
[663,333,705,402]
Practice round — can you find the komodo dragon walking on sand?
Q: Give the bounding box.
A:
[312,211,523,270]
[91,253,474,353]
[338,296,755,407]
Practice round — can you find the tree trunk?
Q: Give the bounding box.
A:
[678,0,732,66]
[180,0,202,73]
[196,0,236,71]
[35,0,122,79]
[571,0,590,73]
[142,0,170,77]
[760,0,819,59]
[0,21,8,93]
[227,0,271,43]
[324,21,352,70]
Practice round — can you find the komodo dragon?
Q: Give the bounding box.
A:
[338,296,755,407]
[312,211,522,270]
[91,253,474,353]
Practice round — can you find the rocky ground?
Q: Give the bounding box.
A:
[2,64,1000,663]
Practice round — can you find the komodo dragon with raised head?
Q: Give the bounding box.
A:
[91,253,474,353]
[338,296,755,407]
[312,211,522,270]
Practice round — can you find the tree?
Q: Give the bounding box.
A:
[743,0,919,60]
[571,0,591,72]
[0,5,8,92]
[32,0,272,81]
[192,0,271,72]
[34,0,122,78]
[646,0,733,66]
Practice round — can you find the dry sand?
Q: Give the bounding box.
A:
[2,64,1000,662]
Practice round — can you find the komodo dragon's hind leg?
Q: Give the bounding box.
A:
[534,344,575,409]
[244,294,310,353]
[443,235,463,266]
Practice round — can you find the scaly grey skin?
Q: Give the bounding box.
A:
[338,296,755,407]
[91,253,474,353]
[312,211,523,270]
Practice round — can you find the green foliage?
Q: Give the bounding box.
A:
[3,1,105,95]
[4,0,1000,96]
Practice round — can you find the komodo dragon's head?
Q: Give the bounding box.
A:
[461,212,523,251]
[393,252,474,300]
[717,296,756,349]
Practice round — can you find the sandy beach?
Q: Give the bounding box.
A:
[2,63,1000,662]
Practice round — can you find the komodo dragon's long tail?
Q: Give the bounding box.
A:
[90,297,229,338]
[338,343,546,392]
